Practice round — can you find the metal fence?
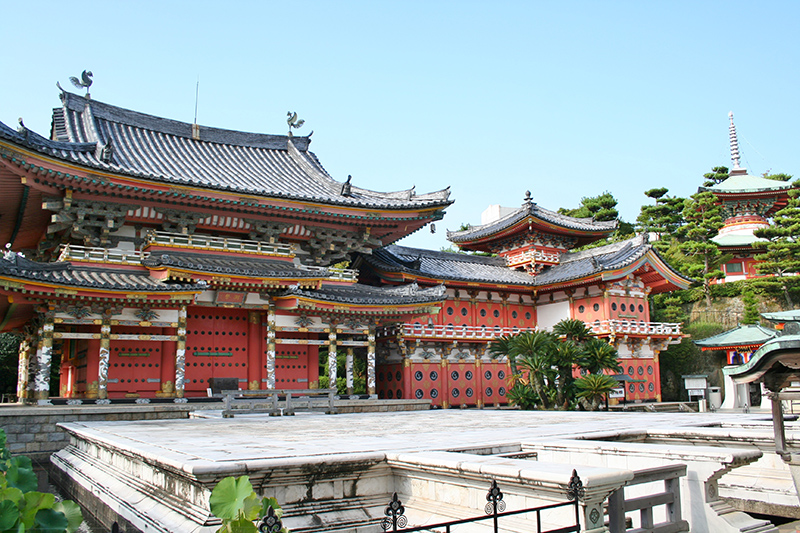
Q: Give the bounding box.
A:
[379,472,584,533]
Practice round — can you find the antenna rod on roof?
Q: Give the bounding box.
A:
[194,76,200,125]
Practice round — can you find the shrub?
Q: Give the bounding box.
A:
[0,429,83,532]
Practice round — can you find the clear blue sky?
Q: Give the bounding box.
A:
[4,1,799,251]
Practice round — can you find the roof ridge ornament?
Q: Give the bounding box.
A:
[286,111,305,137]
[523,190,532,206]
[68,70,93,98]
[341,175,352,197]
[729,111,741,171]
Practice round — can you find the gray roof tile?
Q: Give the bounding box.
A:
[447,202,616,243]
[3,91,452,211]
[367,235,690,288]
[0,254,199,292]
[142,252,324,278]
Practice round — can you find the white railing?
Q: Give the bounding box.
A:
[58,244,149,265]
[506,249,560,267]
[297,264,359,282]
[386,319,682,341]
[144,231,295,257]
[389,323,532,340]
[589,319,682,336]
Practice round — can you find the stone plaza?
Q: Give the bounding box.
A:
[50,407,798,533]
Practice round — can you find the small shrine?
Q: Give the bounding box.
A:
[700,112,795,282]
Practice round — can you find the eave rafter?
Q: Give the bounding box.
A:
[0,143,445,234]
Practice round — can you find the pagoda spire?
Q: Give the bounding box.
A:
[729,111,742,171]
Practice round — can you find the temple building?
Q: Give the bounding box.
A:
[364,195,691,406]
[1,89,451,403]
[701,112,795,282]
[0,86,690,407]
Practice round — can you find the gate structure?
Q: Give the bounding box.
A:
[380,471,584,533]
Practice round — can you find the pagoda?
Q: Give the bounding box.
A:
[363,192,691,406]
[0,87,452,403]
[700,112,794,282]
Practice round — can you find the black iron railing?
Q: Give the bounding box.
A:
[380,470,583,533]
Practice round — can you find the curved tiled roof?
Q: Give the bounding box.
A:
[0,254,200,292]
[366,235,687,288]
[700,174,793,194]
[447,202,616,243]
[694,324,778,348]
[142,252,324,278]
[367,246,537,285]
[288,282,446,305]
[4,91,451,210]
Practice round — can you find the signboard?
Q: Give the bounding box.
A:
[609,387,625,399]
[684,377,707,389]
[688,389,706,397]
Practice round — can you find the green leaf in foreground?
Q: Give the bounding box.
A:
[209,476,254,521]
[53,500,83,533]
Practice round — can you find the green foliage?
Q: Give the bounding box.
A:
[559,192,619,222]
[574,374,618,411]
[753,183,800,306]
[0,429,83,533]
[635,188,686,250]
[488,320,621,410]
[741,288,761,325]
[505,379,540,410]
[580,338,622,375]
[0,333,20,395]
[763,172,793,182]
[675,190,725,306]
[702,166,729,187]
[318,350,366,394]
[209,476,288,533]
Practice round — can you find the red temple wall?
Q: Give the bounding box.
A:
[377,360,511,407]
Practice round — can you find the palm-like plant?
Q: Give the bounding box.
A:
[574,374,618,411]
[552,340,581,409]
[553,318,592,343]
[510,331,558,410]
[580,338,622,375]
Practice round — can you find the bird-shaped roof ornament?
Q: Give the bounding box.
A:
[68,70,93,97]
[286,111,305,137]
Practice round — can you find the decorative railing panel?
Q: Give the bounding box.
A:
[506,249,561,267]
[58,244,149,265]
[386,323,533,341]
[144,231,295,257]
[588,320,682,336]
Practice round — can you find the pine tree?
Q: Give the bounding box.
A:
[702,166,729,187]
[740,288,761,325]
[559,192,619,222]
[753,183,800,306]
[635,188,685,249]
[675,191,725,307]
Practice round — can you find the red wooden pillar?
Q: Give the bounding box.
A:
[247,311,262,390]
[85,338,101,399]
[159,328,177,397]
[653,348,663,402]
[403,358,413,400]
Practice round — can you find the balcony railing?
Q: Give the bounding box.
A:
[386,319,682,341]
[589,319,682,336]
[58,244,149,265]
[298,264,359,283]
[505,249,560,267]
[144,231,295,257]
[386,323,532,340]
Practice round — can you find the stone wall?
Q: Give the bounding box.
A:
[0,405,193,460]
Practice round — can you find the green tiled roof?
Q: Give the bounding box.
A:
[703,174,792,194]
[694,324,777,348]
[761,310,800,322]
[712,234,764,247]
